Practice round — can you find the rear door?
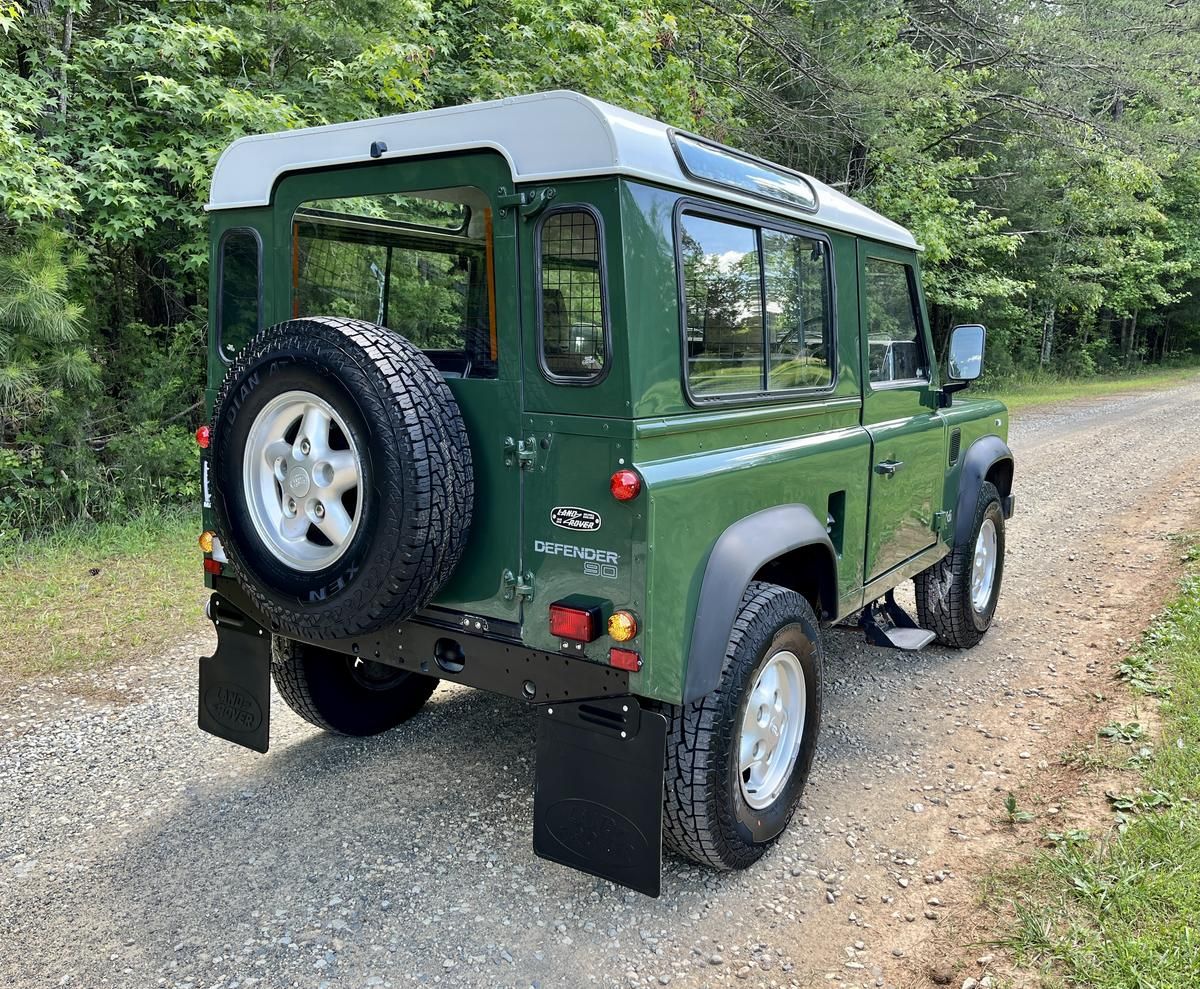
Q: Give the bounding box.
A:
[273,151,525,622]
[858,243,945,582]
[515,188,640,656]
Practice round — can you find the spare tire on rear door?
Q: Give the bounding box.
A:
[209,316,473,640]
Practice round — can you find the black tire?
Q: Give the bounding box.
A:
[210,316,472,640]
[271,636,437,735]
[663,582,824,871]
[915,480,1005,648]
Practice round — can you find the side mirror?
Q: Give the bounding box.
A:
[947,323,986,381]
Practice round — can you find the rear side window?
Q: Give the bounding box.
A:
[292,189,497,378]
[680,211,833,398]
[218,228,262,359]
[538,208,607,382]
[864,258,928,384]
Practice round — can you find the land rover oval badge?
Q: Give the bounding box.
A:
[550,506,602,532]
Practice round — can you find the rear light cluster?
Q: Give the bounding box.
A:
[549,601,641,672]
[195,425,211,449]
[199,528,226,575]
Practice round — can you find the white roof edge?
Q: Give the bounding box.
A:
[207,90,919,250]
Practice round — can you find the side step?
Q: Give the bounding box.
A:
[860,590,936,651]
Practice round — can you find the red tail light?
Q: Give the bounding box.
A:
[203,558,223,575]
[195,425,211,449]
[610,468,641,501]
[549,601,602,642]
[608,647,642,672]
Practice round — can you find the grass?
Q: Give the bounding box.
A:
[0,507,207,682]
[996,540,1200,987]
[978,364,1200,413]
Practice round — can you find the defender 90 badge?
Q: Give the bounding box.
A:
[550,506,602,532]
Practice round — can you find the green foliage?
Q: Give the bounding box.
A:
[1,0,1199,536]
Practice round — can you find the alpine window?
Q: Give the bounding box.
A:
[673,133,818,213]
[217,228,262,360]
[679,211,833,399]
[537,208,608,382]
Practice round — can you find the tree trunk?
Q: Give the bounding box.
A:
[58,7,73,117]
[1040,306,1056,366]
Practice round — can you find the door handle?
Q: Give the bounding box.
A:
[874,459,905,476]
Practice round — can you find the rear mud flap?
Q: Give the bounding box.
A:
[198,594,271,753]
[533,697,667,897]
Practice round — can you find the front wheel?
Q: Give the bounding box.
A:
[663,582,824,871]
[271,636,437,736]
[915,480,1006,648]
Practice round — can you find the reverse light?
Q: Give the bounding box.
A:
[195,425,211,449]
[607,610,638,642]
[549,601,602,643]
[610,468,641,501]
[608,647,642,672]
[198,530,215,554]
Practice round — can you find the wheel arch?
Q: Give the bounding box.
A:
[681,504,836,705]
[953,435,1013,547]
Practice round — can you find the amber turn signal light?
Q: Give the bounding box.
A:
[607,610,638,642]
[198,530,215,553]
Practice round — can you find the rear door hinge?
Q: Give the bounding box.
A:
[933,510,953,537]
[504,435,538,470]
[495,187,530,209]
[502,568,535,602]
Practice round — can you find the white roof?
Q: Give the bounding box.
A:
[207,91,918,249]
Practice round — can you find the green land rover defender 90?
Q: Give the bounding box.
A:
[197,91,1014,896]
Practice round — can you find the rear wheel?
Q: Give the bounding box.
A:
[271,636,437,736]
[663,582,824,870]
[915,480,1005,648]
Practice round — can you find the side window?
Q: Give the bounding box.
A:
[763,230,832,390]
[680,212,833,398]
[538,209,607,381]
[680,214,762,396]
[292,189,497,378]
[864,258,928,384]
[218,229,261,359]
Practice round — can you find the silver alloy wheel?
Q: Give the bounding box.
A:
[971,517,998,613]
[738,648,806,811]
[243,390,363,572]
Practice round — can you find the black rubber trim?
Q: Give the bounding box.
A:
[682,504,836,704]
[953,435,1014,547]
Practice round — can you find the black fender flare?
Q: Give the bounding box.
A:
[682,504,836,704]
[953,435,1014,547]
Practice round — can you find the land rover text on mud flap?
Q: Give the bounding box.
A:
[197,92,1015,897]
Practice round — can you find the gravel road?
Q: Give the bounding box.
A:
[4,379,1200,989]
